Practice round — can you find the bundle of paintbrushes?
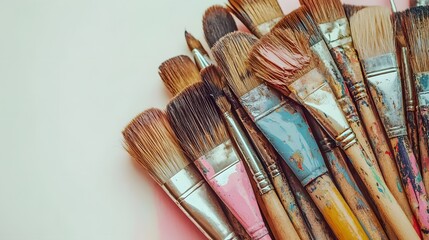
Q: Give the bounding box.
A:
[122,0,429,239]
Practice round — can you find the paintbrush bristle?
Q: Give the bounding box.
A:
[248,28,313,94]
[402,6,429,73]
[166,82,229,160]
[343,4,366,19]
[203,5,238,48]
[185,31,209,55]
[274,6,323,46]
[350,7,395,59]
[212,32,263,97]
[201,66,232,114]
[227,0,283,34]
[122,108,190,185]
[299,0,345,23]
[158,55,201,96]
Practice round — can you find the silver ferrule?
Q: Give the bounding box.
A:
[415,72,429,108]
[192,49,212,70]
[361,53,407,138]
[390,0,397,12]
[162,164,238,240]
[416,0,429,6]
[318,18,352,49]
[401,47,416,112]
[253,17,282,37]
[223,111,273,195]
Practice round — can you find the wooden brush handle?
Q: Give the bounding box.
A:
[391,136,429,237]
[344,142,420,240]
[407,111,420,162]
[418,109,429,200]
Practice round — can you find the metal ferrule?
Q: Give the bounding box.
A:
[192,49,212,70]
[266,162,281,178]
[415,72,429,108]
[240,84,328,186]
[222,111,273,195]
[361,53,407,138]
[401,47,416,112]
[416,0,429,6]
[349,82,369,102]
[254,17,282,37]
[318,18,352,49]
[162,164,239,240]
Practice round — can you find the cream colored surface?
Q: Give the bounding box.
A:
[0,0,408,239]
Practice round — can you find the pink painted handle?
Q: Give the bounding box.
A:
[195,156,270,240]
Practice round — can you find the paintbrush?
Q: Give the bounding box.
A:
[300,0,396,187]
[122,109,238,240]
[351,7,429,237]
[184,31,212,70]
[227,0,283,37]
[402,4,429,216]
[203,5,238,49]
[213,31,367,240]
[343,4,366,20]
[166,83,275,240]
[305,111,388,239]
[201,69,300,240]
[248,28,419,240]
[158,55,201,96]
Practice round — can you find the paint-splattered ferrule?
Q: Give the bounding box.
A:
[240,84,328,186]
[361,53,407,138]
[415,72,429,108]
[162,164,239,240]
[416,0,429,6]
[318,18,352,49]
[192,49,212,70]
[253,17,282,38]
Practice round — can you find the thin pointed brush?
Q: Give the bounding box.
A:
[122,109,238,240]
[343,4,366,20]
[300,0,397,187]
[248,28,419,240]
[166,83,273,240]
[203,6,238,49]
[158,55,201,96]
[351,7,429,237]
[227,0,283,37]
[202,69,300,240]
[213,32,367,240]
[184,31,212,70]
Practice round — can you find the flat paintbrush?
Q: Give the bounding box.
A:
[227,0,283,37]
[248,28,419,240]
[203,6,238,49]
[214,31,366,240]
[122,109,238,240]
[167,83,274,240]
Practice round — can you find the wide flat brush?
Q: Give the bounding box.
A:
[166,83,273,240]
[202,70,300,240]
[203,6,238,49]
[248,28,419,240]
[227,0,283,37]
[158,55,201,96]
[213,32,366,240]
[351,7,429,236]
[122,109,238,240]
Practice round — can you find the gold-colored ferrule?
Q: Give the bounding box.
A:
[253,17,282,37]
[162,164,239,240]
[401,47,416,112]
[192,49,211,70]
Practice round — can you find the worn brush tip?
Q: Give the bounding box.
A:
[122,108,189,185]
[166,82,229,160]
[350,6,395,59]
[299,0,345,23]
[159,55,201,96]
[203,5,238,48]
[343,4,366,19]
[185,30,208,55]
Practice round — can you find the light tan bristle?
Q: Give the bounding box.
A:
[203,5,238,48]
[402,7,429,73]
[122,108,190,185]
[158,55,202,96]
[184,31,209,55]
[227,0,283,33]
[248,28,314,94]
[299,0,345,23]
[212,32,263,97]
[166,82,229,160]
[350,7,395,59]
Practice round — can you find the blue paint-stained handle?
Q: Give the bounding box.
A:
[416,73,429,106]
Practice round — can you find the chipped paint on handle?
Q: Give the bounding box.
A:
[194,141,271,240]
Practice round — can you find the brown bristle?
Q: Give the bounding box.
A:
[402,6,429,73]
[122,108,189,185]
[201,66,232,114]
[158,55,202,96]
[343,4,366,19]
[350,7,395,59]
[166,82,229,160]
[393,12,407,46]
[248,28,314,94]
[227,0,283,34]
[273,6,323,46]
[299,0,346,23]
[203,5,238,48]
[212,32,263,97]
[184,31,209,55]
